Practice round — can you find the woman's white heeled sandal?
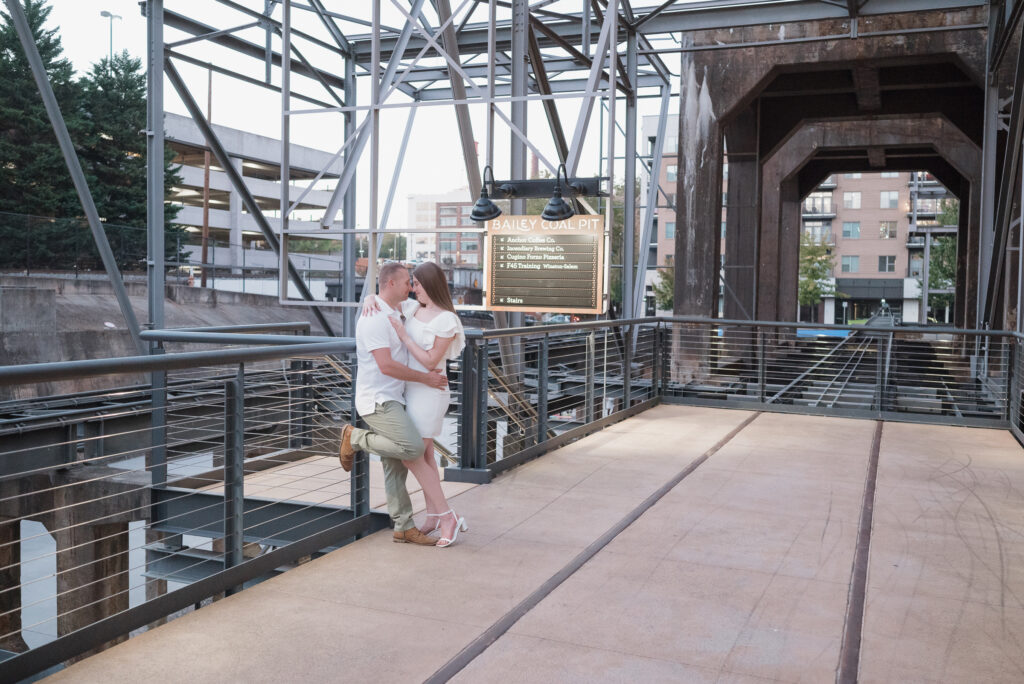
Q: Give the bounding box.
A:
[436,509,468,548]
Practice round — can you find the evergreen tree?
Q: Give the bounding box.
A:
[0,0,84,267]
[79,52,182,270]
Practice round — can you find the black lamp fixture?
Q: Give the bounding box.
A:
[470,165,502,222]
[541,163,575,221]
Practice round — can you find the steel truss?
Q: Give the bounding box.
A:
[6,0,1018,335]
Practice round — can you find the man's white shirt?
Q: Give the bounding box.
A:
[354,299,408,417]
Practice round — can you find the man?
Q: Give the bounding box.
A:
[338,262,447,545]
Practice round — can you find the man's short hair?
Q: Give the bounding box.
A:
[378,262,408,289]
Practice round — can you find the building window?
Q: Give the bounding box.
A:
[460,205,473,215]
[721,191,728,207]
[461,241,478,251]
[843,192,861,209]
[439,217,458,226]
[881,172,899,178]
[879,221,897,239]
[665,222,676,239]
[842,221,861,239]
[666,165,678,182]
[843,173,862,179]
[804,220,831,243]
[804,191,833,215]
[880,190,899,209]
[841,255,859,273]
[720,221,726,239]
[439,206,457,215]
[439,240,456,251]
[878,255,896,272]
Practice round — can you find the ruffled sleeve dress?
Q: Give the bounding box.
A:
[402,306,465,438]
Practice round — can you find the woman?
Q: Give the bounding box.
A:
[364,262,467,548]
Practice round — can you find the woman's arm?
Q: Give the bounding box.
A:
[388,317,455,371]
[360,294,381,317]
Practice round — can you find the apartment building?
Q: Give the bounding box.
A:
[643,113,954,323]
[803,171,952,323]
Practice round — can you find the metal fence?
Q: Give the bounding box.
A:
[445,319,661,483]
[443,316,1019,482]
[0,315,1021,678]
[0,332,388,680]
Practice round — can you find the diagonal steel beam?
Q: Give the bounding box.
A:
[165,59,335,336]
[162,8,346,91]
[527,24,569,163]
[281,30,347,108]
[566,8,615,175]
[319,0,431,228]
[307,0,353,55]
[529,14,630,96]
[4,0,145,354]
[631,85,670,323]
[435,0,482,196]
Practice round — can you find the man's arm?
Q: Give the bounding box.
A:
[370,348,448,389]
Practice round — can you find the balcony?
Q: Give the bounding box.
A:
[802,201,836,218]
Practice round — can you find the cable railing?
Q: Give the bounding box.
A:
[0,315,1021,679]
[0,334,389,681]
[444,316,1018,483]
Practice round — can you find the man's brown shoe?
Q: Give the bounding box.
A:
[393,528,437,546]
[338,424,355,472]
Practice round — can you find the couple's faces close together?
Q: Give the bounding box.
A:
[391,269,430,307]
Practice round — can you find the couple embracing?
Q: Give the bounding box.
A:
[337,261,468,548]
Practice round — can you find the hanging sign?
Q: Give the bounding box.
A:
[485,215,605,314]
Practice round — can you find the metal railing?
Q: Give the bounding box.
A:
[0,315,1021,678]
[445,319,661,483]
[443,316,1019,482]
[0,333,389,680]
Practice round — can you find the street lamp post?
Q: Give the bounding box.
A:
[99,11,122,61]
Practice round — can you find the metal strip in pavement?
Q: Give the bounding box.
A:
[424,411,763,683]
[837,419,883,684]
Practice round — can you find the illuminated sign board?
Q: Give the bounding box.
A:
[485,215,605,314]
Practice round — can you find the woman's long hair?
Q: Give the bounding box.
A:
[413,262,456,313]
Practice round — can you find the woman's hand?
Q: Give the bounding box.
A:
[388,315,409,341]
[361,294,382,317]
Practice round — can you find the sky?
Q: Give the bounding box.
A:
[42,1,677,229]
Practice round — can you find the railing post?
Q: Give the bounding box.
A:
[223,364,245,594]
[1005,337,1017,425]
[757,327,766,404]
[875,337,884,415]
[149,340,167,488]
[585,331,595,421]
[477,338,489,467]
[622,324,632,410]
[350,356,370,529]
[456,339,478,469]
[537,333,549,444]
[653,323,663,398]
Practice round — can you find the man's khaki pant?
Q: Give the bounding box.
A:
[351,401,424,531]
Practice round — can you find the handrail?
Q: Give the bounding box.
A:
[139,330,340,345]
[467,315,1024,341]
[167,322,312,334]
[0,339,355,386]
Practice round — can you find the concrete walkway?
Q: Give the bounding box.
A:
[47,406,1024,683]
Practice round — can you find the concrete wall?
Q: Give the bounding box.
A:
[0,276,334,400]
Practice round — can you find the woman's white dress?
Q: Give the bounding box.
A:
[401,300,465,438]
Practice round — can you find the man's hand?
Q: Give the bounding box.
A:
[425,369,448,389]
